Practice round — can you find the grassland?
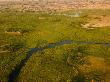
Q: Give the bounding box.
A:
[17,44,110,82]
[0,9,110,82]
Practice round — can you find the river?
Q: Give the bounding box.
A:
[8,40,110,82]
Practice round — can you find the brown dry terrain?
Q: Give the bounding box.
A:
[83,15,110,28]
[0,0,110,12]
[89,15,110,27]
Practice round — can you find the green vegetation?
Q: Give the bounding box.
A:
[17,44,110,82]
[0,9,110,82]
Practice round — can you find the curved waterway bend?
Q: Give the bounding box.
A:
[8,40,110,82]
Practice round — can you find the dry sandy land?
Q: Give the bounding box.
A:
[82,15,110,28]
[89,15,110,27]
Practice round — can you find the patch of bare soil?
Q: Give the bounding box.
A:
[82,15,110,29]
[5,31,22,36]
[89,15,110,28]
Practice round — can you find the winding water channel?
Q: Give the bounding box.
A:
[8,40,110,82]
